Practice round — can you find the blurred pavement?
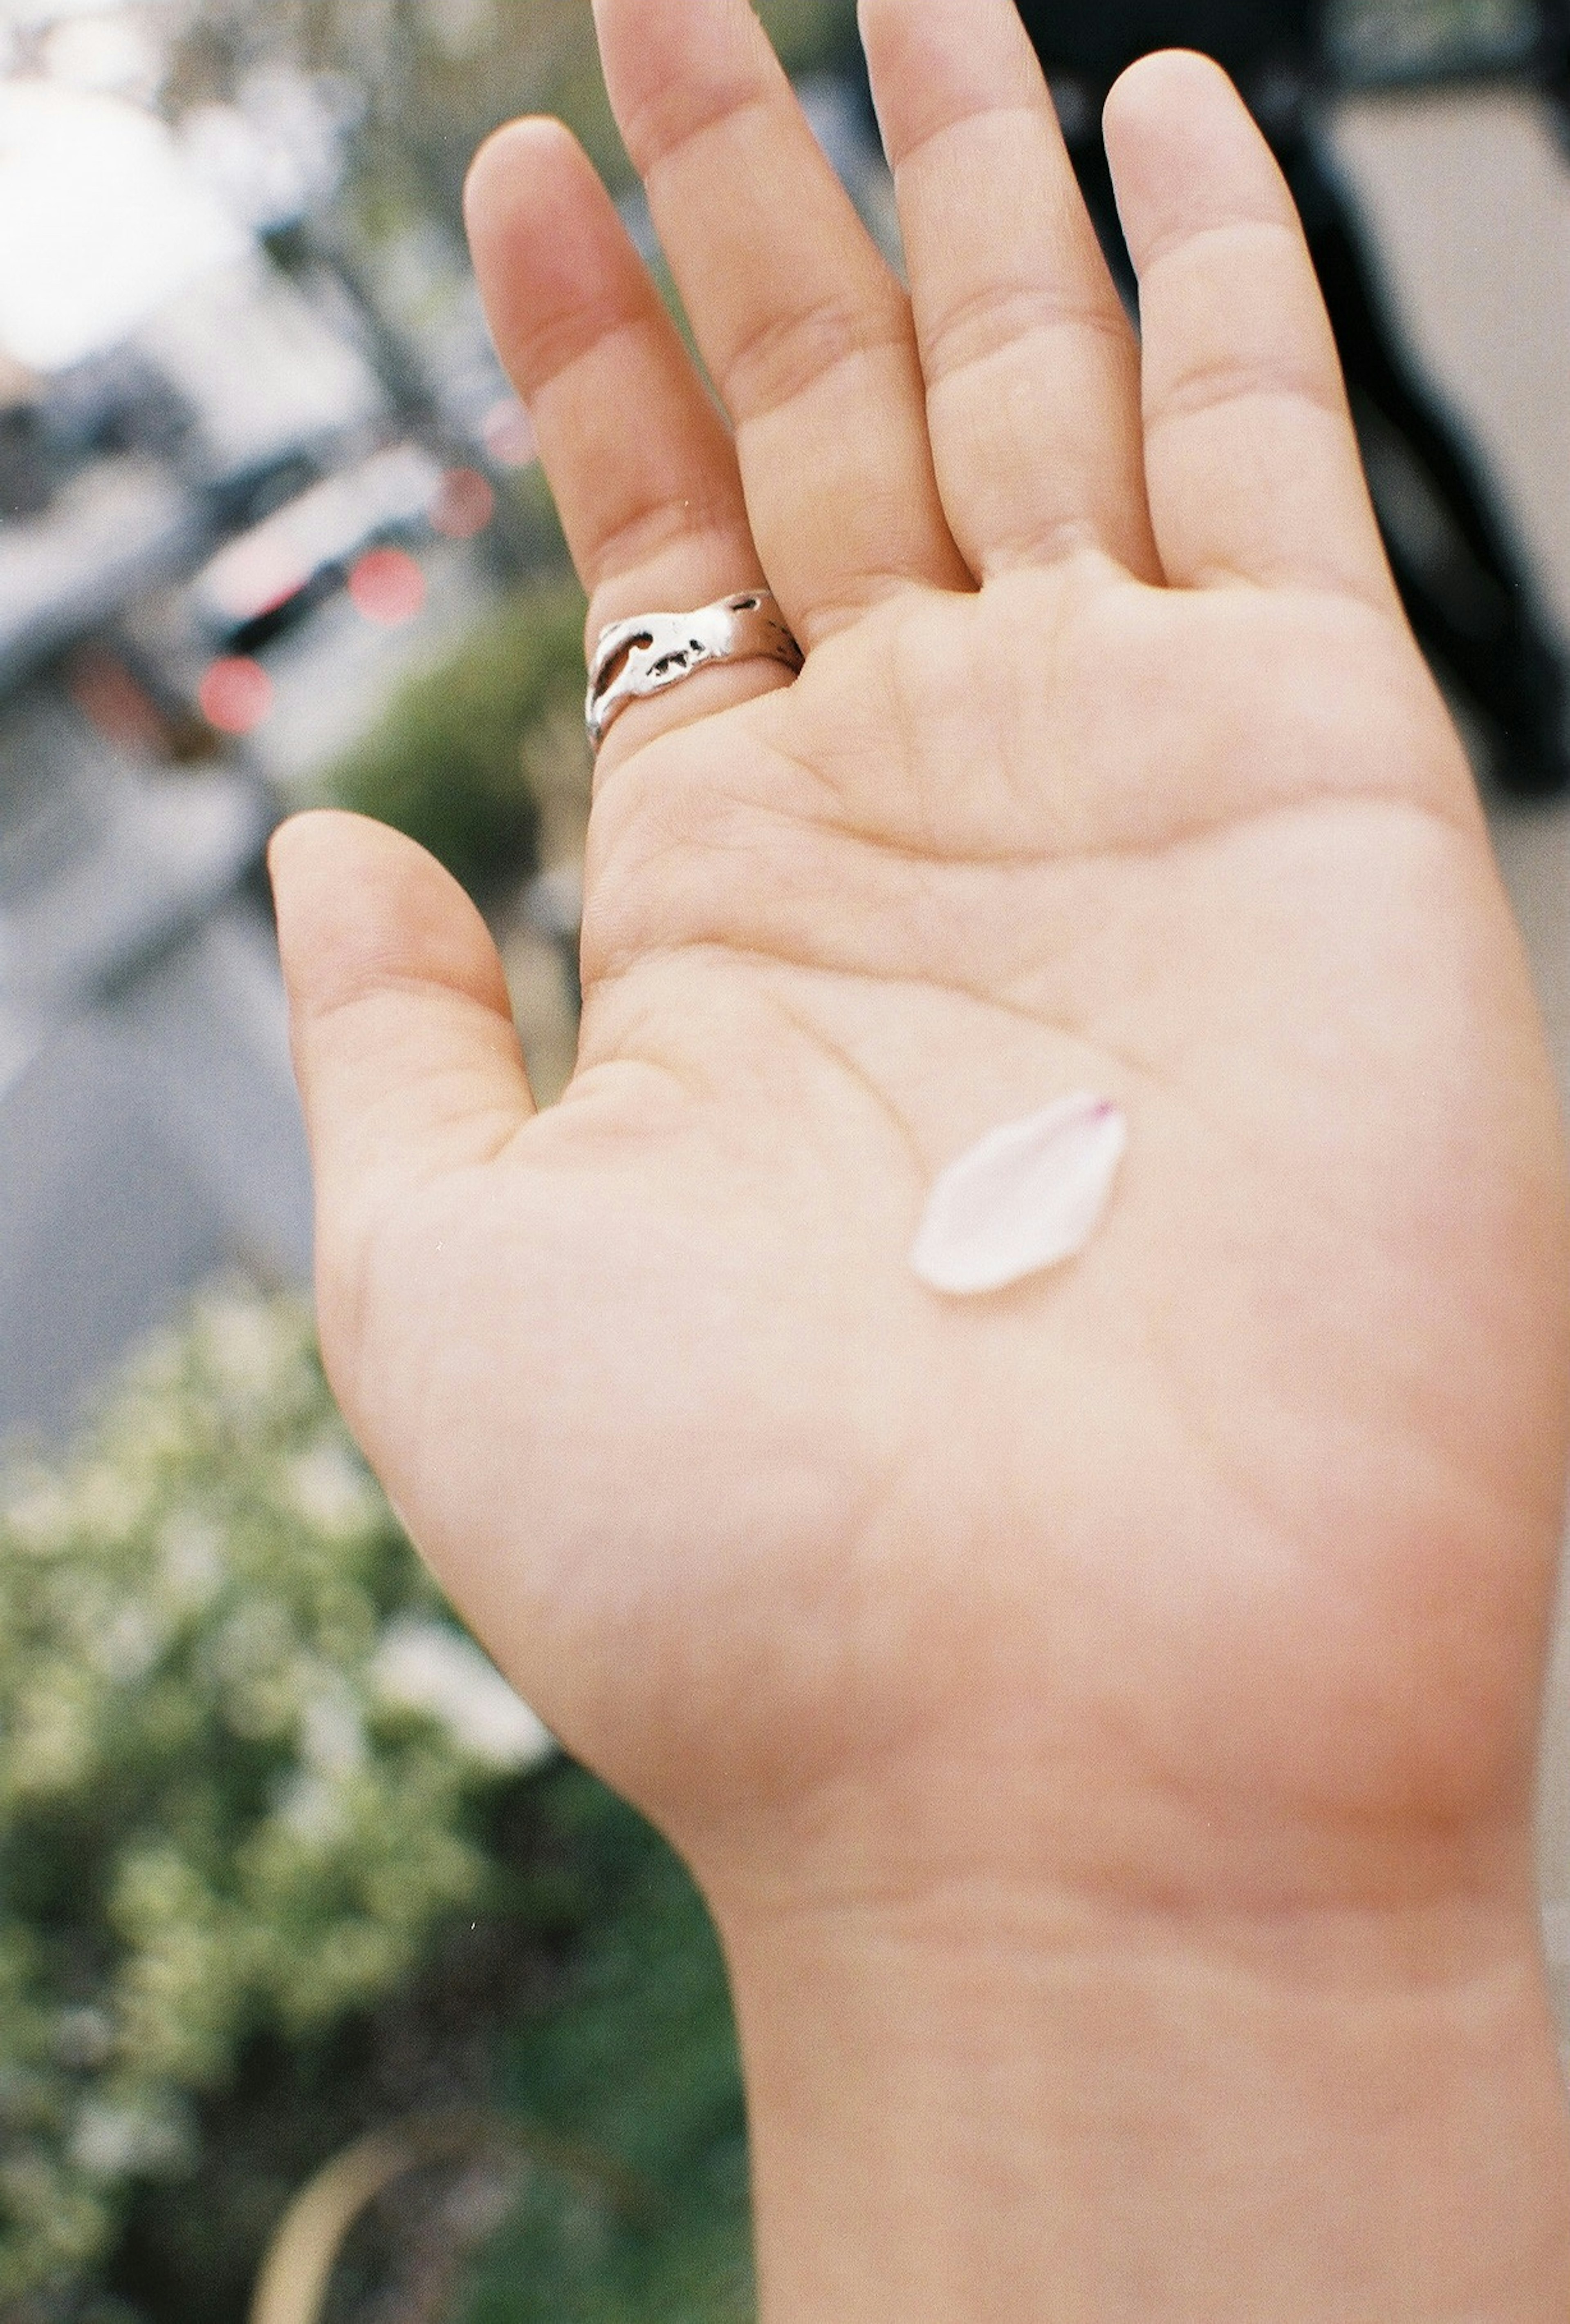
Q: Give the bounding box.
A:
[1329,84,1570,2041]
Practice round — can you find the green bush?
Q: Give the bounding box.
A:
[0,1285,550,2311]
[458,1772,749,2324]
[325,584,588,904]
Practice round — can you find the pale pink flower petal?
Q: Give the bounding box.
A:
[911,1094,1127,1297]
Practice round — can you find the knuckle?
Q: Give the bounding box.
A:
[722,287,911,426]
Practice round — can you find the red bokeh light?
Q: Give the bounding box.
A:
[206,536,307,623]
[349,547,426,627]
[71,647,170,751]
[431,465,496,540]
[199,657,273,735]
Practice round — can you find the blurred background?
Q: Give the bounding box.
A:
[0,1,1567,2318]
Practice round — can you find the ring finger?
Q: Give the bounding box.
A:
[464,118,792,771]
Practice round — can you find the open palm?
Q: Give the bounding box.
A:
[273,0,1567,1934]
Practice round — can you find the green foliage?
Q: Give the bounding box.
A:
[174,0,861,266]
[0,1286,543,2311]
[388,0,858,207]
[0,1282,748,2322]
[324,583,588,903]
[758,0,862,75]
[458,1770,750,2324]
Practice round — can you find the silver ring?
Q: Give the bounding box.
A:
[586,590,803,750]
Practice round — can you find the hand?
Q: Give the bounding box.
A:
[270,2,1570,2313]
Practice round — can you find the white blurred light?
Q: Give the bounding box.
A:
[133,257,384,478]
[372,1615,555,1772]
[0,0,137,25]
[179,67,355,233]
[0,81,247,370]
[41,9,159,95]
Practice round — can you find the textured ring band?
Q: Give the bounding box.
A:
[586,590,804,750]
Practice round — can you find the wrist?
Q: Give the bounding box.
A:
[713,1868,1570,2324]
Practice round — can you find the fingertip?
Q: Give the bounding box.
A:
[268,803,388,900]
[1103,49,1293,268]
[266,807,360,943]
[464,117,603,303]
[269,809,514,1029]
[462,114,647,406]
[1102,49,1256,198]
[1103,46,1243,140]
[463,113,583,235]
[272,812,534,1239]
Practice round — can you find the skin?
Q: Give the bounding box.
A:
[269,1,1570,2313]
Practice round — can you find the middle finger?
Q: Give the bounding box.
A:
[864,0,1159,584]
[592,0,973,645]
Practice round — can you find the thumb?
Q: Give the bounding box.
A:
[269,809,536,1275]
